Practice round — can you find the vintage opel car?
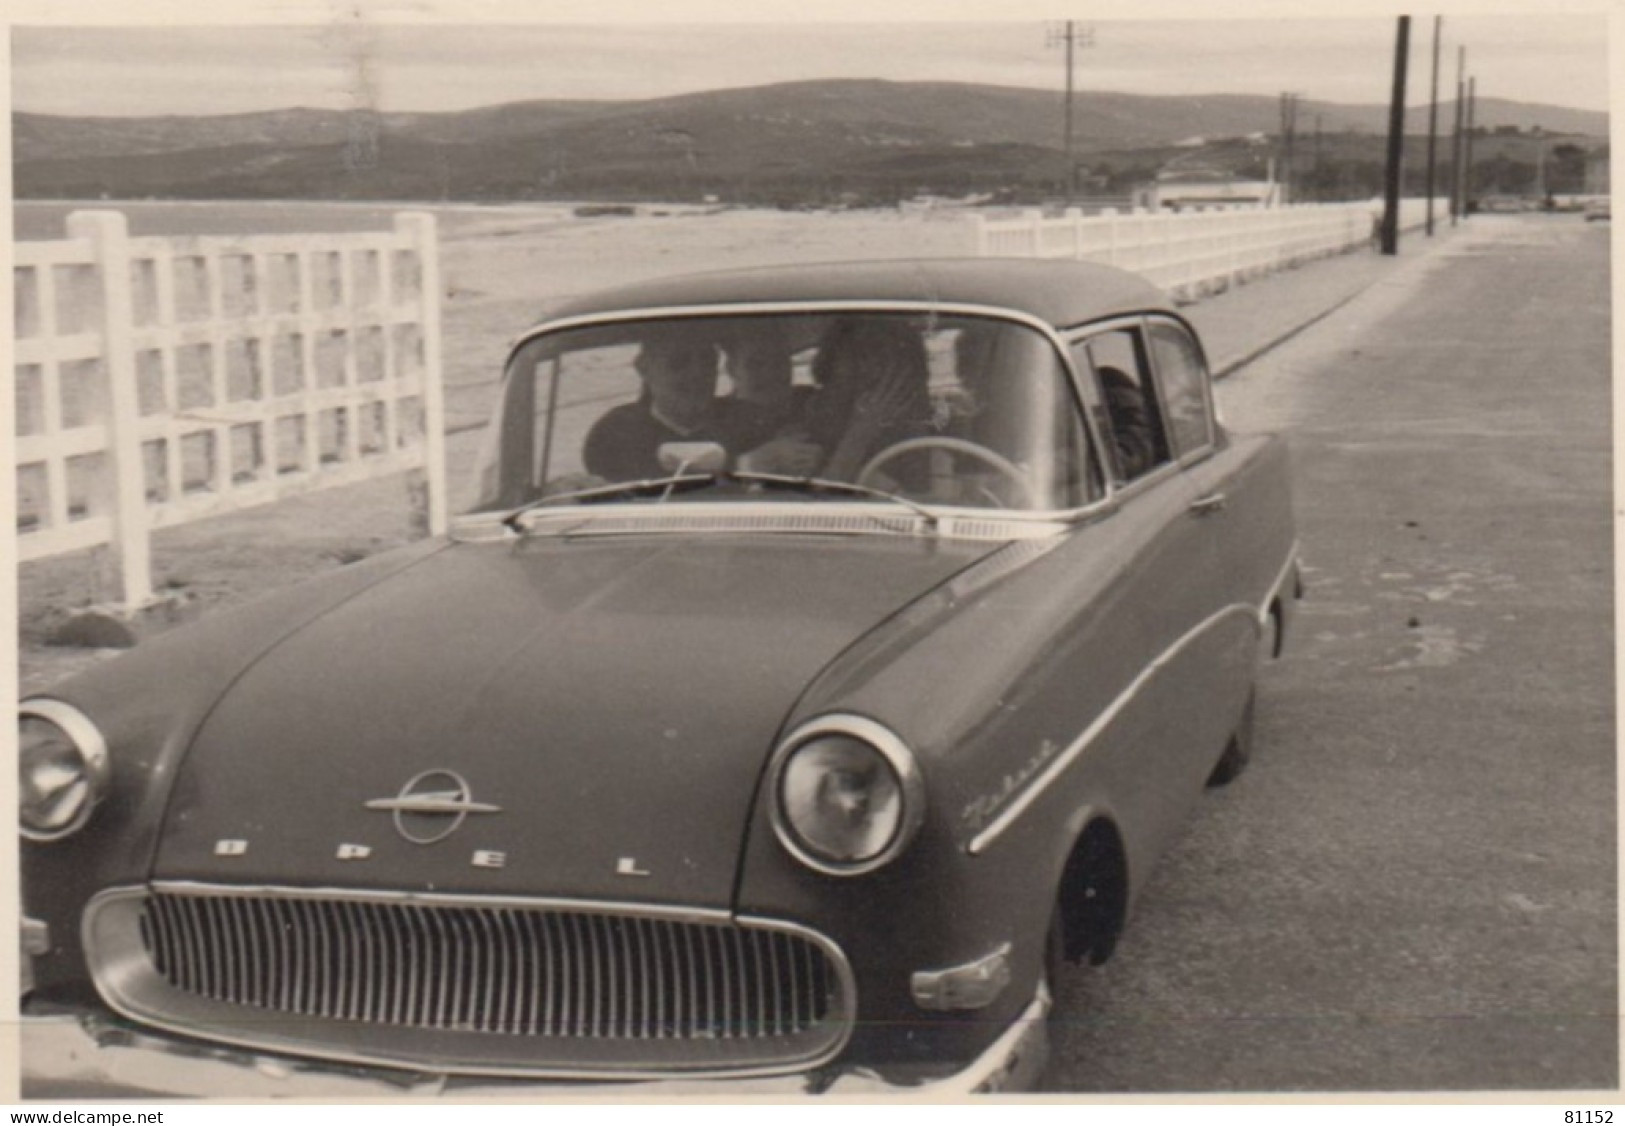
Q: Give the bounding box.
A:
[20,258,1300,1096]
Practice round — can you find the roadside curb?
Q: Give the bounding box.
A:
[1209,231,1463,380]
[1210,280,1377,382]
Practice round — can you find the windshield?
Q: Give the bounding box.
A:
[464,311,1102,517]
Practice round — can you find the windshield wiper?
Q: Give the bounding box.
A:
[726,471,943,529]
[501,473,724,531]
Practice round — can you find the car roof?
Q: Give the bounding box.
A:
[537,257,1176,331]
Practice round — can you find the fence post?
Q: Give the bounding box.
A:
[66,210,152,610]
[1227,210,1240,284]
[396,212,448,536]
[1064,207,1083,259]
[1021,209,1042,256]
[1164,212,1177,293]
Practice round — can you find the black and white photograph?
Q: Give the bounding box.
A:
[7,0,1616,1103]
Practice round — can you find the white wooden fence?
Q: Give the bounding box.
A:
[14,211,447,610]
[972,200,1431,297]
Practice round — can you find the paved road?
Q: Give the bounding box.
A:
[1046,215,1615,1093]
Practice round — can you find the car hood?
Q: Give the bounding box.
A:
[149,533,998,908]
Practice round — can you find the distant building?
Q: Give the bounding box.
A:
[1132,169,1281,212]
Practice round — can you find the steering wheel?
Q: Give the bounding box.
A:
[857,437,1035,509]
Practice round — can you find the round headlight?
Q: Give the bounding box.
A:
[19,700,110,841]
[771,715,924,875]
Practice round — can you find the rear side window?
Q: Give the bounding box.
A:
[1146,320,1215,457]
[1072,326,1172,485]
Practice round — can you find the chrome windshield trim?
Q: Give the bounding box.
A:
[967,601,1260,855]
[507,299,1068,359]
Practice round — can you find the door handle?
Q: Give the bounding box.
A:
[1189,492,1227,515]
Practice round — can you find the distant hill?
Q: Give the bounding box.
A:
[13,79,1607,203]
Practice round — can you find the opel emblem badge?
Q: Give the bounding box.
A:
[364,769,501,845]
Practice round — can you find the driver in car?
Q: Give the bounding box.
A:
[583,327,724,481]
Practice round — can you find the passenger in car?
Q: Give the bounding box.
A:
[717,323,818,472]
[583,327,724,481]
[1097,365,1158,481]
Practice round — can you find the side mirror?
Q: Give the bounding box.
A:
[657,441,727,474]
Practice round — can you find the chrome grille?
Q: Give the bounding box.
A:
[89,886,853,1079]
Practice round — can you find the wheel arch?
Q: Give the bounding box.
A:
[1052,815,1130,967]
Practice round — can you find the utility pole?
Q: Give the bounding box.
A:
[1314,114,1323,202]
[1425,15,1441,235]
[1047,21,1096,203]
[1464,75,1477,215]
[1380,16,1410,255]
[1278,92,1302,204]
[1450,46,1465,224]
[1279,94,1288,202]
[1286,94,1297,204]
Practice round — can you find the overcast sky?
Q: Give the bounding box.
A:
[8,6,1613,118]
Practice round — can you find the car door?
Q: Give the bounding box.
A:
[1062,321,1240,873]
[1143,314,1270,763]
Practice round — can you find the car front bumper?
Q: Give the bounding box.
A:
[20,986,1049,1099]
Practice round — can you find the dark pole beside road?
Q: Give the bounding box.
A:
[1464,75,1477,214]
[1426,16,1441,235]
[1380,16,1410,255]
[1450,46,1466,224]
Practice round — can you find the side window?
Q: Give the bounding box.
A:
[940,319,1100,508]
[1074,327,1172,484]
[1146,320,1215,457]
